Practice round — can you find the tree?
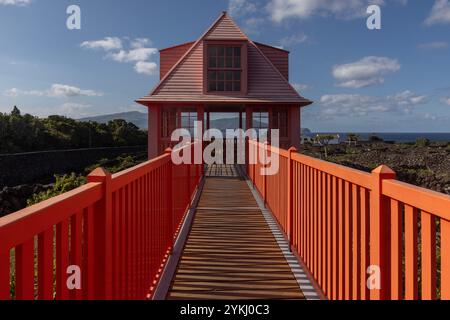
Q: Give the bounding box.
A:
[0,107,147,154]
[11,106,21,117]
[315,134,336,158]
[347,133,360,146]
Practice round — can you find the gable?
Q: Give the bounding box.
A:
[138,12,311,105]
[205,14,247,40]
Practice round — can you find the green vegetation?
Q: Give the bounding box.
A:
[314,134,337,158]
[346,133,360,146]
[0,106,147,154]
[26,152,147,206]
[416,137,430,147]
[27,173,86,206]
[84,153,147,174]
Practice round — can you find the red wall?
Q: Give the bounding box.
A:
[255,43,289,81]
[159,42,195,79]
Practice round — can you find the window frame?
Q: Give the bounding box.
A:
[203,40,248,95]
[272,108,289,139]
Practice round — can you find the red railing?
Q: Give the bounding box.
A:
[0,142,202,300]
[248,140,450,300]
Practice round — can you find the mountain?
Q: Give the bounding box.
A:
[78,112,301,133]
[78,111,148,129]
[302,128,312,136]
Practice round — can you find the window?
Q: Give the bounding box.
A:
[252,111,269,130]
[253,111,269,141]
[161,109,177,138]
[180,111,198,137]
[207,46,242,92]
[272,109,288,138]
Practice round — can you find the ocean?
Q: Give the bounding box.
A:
[311,132,450,143]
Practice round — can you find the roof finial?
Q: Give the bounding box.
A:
[222,10,227,15]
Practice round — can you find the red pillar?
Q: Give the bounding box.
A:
[245,106,252,170]
[290,106,301,150]
[196,105,205,175]
[370,165,396,300]
[148,106,160,159]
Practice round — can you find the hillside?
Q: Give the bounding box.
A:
[79,111,148,129]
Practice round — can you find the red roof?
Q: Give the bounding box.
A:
[137,12,312,106]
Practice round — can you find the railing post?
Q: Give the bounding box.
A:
[370,165,395,300]
[186,146,191,208]
[287,147,297,249]
[252,141,256,188]
[165,148,174,252]
[263,142,268,206]
[87,167,113,300]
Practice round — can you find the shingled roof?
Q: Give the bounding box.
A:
[137,12,312,106]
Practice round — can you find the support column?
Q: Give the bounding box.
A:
[290,106,301,150]
[245,106,252,171]
[245,106,252,132]
[196,105,205,174]
[148,106,160,159]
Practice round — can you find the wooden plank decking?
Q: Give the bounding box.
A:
[167,165,305,300]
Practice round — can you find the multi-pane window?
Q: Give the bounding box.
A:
[272,109,288,138]
[207,46,242,92]
[252,111,269,130]
[161,109,177,138]
[253,111,269,141]
[180,111,198,137]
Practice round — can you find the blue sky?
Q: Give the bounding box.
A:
[0,0,450,132]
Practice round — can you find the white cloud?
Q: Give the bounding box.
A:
[134,61,158,75]
[108,48,158,63]
[0,0,31,6]
[4,84,103,98]
[292,83,311,92]
[82,37,158,76]
[130,38,152,49]
[332,56,400,88]
[229,0,258,17]
[279,33,308,47]
[267,0,387,22]
[424,0,450,26]
[387,90,428,114]
[442,97,450,106]
[418,41,448,49]
[81,37,123,51]
[48,84,103,97]
[317,90,428,119]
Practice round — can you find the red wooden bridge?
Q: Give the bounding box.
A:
[0,141,449,300]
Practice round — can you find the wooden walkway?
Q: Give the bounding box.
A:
[167,165,305,300]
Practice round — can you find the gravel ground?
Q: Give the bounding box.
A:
[301,142,450,195]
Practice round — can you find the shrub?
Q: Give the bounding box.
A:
[27,173,86,206]
[416,137,430,147]
[369,135,383,143]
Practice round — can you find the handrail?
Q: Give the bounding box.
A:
[0,182,102,249]
[382,179,450,220]
[247,140,450,300]
[0,141,202,300]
